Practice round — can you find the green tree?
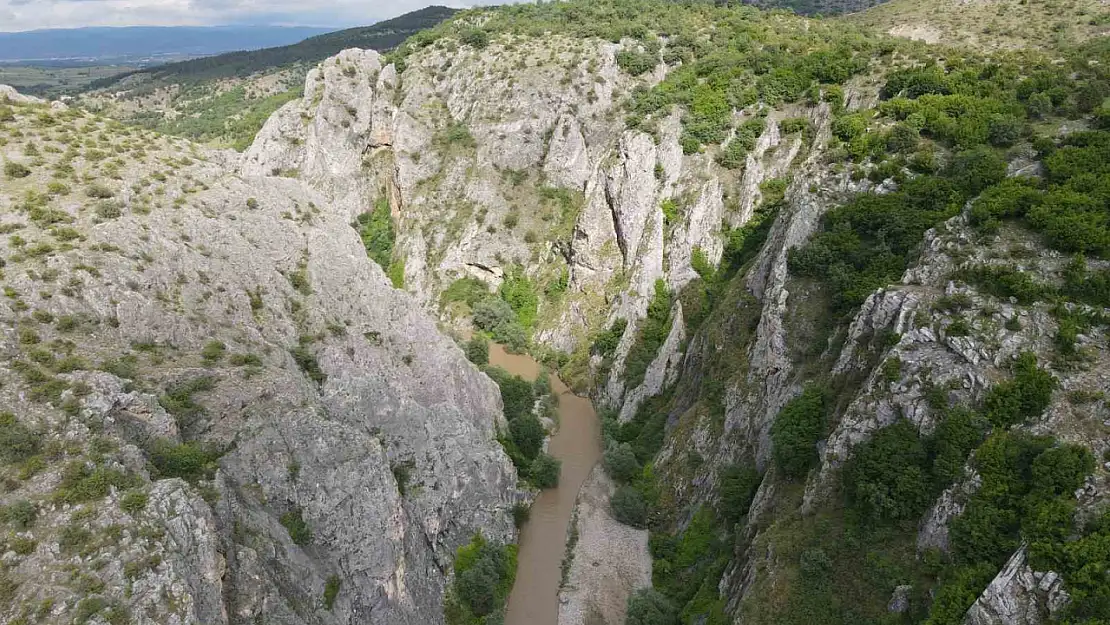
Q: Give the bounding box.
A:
[770,386,828,479]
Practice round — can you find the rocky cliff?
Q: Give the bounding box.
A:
[0,89,516,625]
[238,9,1110,624]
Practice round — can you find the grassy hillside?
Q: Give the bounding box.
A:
[86,6,457,91]
[74,5,456,150]
[849,0,1110,50]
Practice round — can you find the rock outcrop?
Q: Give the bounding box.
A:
[0,89,515,625]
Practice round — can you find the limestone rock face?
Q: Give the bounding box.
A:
[964,549,1070,625]
[0,88,515,625]
[243,38,807,415]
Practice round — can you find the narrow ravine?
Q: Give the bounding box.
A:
[489,344,602,625]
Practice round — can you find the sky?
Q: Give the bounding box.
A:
[0,0,500,32]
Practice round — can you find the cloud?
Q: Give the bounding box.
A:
[0,0,497,31]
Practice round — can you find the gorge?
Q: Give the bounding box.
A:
[0,2,1109,625]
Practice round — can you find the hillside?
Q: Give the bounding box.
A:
[0,26,335,63]
[2,1,1110,625]
[0,86,515,625]
[850,0,1110,49]
[75,6,457,149]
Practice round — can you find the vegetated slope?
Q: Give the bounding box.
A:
[75,6,457,150]
[0,26,335,63]
[0,90,516,625]
[849,0,1110,49]
[237,1,1110,623]
[90,6,457,89]
[740,0,889,15]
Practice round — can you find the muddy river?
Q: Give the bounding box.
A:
[489,344,602,625]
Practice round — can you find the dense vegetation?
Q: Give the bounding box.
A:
[354,197,405,288]
[445,533,518,625]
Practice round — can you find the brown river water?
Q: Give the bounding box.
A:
[487,344,602,625]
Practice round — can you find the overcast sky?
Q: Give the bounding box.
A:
[1,0,500,32]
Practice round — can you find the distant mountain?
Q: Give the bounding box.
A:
[92,6,458,88]
[0,26,337,63]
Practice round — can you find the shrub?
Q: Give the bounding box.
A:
[281,508,312,545]
[120,490,149,515]
[0,412,39,464]
[0,499,37,529]
[604,442,641,484]
[464,335,489,366]
[159,376,216,423]
[324,575,341,610]
[484,366,535,421]
[982,352,1056,427]
[844,420,933,524]
[499,266,538,329]
[473,297,516,333]
[592,319,628,358]
[354,197,395,270]
[4,161,30,179]
[86,183,115,199]
[625,587,678,625]
[770,385,828,479]
[291,344,326,385]
[55,461,138,504]
[624,280,673,389]
[719,464,761,524]
[512,502,531,528]
[201,340,226,363]
[510,414,545,460]
[617,49,657,76]
[460,28,490,49]
[448,533,517,622]
[148,440,220,483]
[530,453,561,489]
[611,485,648,528]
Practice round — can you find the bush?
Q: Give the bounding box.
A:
[4,161,30,179]
[0,412,39,464]
[945,147,1007,197]
[120,490,149,515]
[281,508,313,545]
[592,319,628,358]
[460,28,490,49]
[201,340,226,363]
[719,464,761,524]
[625,587,678,625]
[0,500,37,529]
[530,453,561,489]
[449,533,516,622]
[464,335,489,366]
[623,280,673,389]
[512,502,531,528]
[484,366,535,421]
[86,183,115,199]
[443,277,491,307]
[291,344,327,385]
[324,575,341,610]
[159,376,216,423]
[510,414,545,460]
[55,461,138,504]
[617,49,657,76]
[354,197,395,271]
[148,440,220,483]
[604,442,641,484]
[770,385,828,479]
[499,266,538,329]
[982,353,1056,427]
[844,420,933,524]
[611,485,648,528]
